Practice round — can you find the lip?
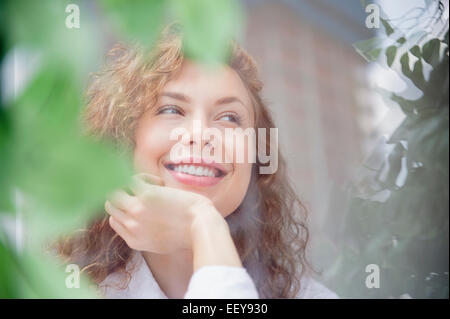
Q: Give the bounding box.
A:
[164,157,230,187]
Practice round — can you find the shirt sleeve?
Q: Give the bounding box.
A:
[184,265,259,299]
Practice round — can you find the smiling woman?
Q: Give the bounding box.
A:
[55,22,338,299]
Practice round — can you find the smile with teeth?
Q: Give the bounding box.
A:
[166,164,224,178]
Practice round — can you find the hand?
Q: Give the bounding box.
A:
[105,173,220,254]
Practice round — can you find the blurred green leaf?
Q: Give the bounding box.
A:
[6,0,103,84]
[0,106,14,212]
[353,37,384,62]
[8,63,134,243]
[170,0,243,65]
[6,0,64,48]
[0,239,99,298]
[20,249,99,298]
[0,239,24,298]
[100,0,166,50]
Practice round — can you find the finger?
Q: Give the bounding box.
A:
[130,173,164,197]
[133,181,196,206]
[109,189,138,212]
[105,200,128,223]
[108,216,133,242]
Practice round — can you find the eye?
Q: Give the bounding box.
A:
[156,105,184,116]
[217,112,241,124]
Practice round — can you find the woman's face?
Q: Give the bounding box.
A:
[133,60,255,217]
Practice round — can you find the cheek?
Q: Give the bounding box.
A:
[221,130,256,164]
[133,122,174,174]
[217,163,253,217]
[216,129,255,217]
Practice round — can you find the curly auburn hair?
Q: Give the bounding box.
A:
[57,23,314,298]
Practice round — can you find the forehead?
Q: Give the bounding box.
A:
[160,60,252,107]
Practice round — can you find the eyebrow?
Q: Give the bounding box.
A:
[160,91,245,106]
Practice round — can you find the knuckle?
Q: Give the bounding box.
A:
[124,220,139,231]
[129,201,144,216]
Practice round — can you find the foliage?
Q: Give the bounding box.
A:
[321,1,449,298]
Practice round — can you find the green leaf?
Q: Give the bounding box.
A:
[100,0,166,50]
[399,51,428,92]
[386,45,397,67]
[410,45,421,58]
[397,37,407,45]
[411,59,426,91]
[0,239,25,297]
[381,18,394,36]
[400,52,411,75]
[170,0,243,65]
[422,38,441,67]
[0,107,14,213]
[391,93,420,115]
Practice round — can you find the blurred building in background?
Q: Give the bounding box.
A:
[240,0,376,257]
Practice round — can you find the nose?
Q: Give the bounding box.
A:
[184,116,212,150]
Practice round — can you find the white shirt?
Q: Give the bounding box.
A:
[99,250,339,299]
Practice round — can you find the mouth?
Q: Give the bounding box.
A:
[165,163,225,177]
[164,161,229,187]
